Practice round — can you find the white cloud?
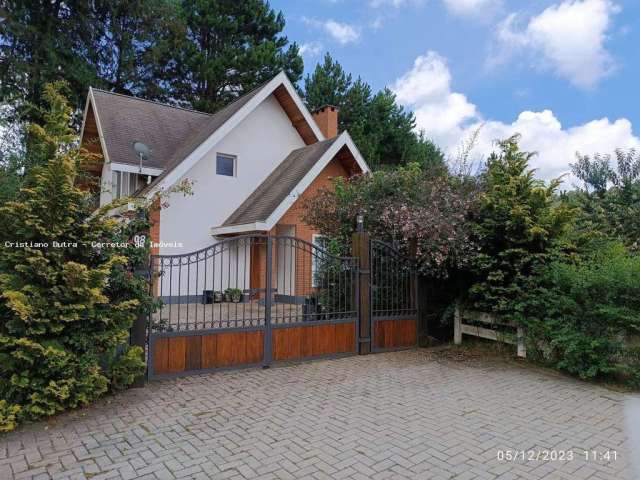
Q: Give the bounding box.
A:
[369,0,425,7]
[392,51,640,185]
[303,18,361,45]
[493,0,619,89]
[467,113,640,183]
[392,52,477,148]
[324,20,361,44]
[299,42,323,57]
[443,0,499,15]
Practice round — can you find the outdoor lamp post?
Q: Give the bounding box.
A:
[356,212,364,232]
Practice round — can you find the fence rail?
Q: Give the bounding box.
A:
[454,306,527,358]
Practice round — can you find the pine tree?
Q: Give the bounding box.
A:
[1,1,301,121]
[303,53,444,170]
[0,84,149,432]
[469,135,575,314]
[159,0,303,112]
[0,0,176,124]
[304,53,353,111]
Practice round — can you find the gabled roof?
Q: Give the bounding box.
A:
[223,137,339,227]
[139,71,326,197]
[211,132,369,236]
[87,89,212,170]
[82,71,327,197]
[136,82,272,194]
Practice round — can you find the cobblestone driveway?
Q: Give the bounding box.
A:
[1,349,637,480]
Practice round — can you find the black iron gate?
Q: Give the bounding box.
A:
[370,239,418,352]
[142,233,419,379]
[146,235,359,379]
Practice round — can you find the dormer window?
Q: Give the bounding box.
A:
[216,153,236,177]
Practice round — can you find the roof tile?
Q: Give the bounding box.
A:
[221,137,339,227]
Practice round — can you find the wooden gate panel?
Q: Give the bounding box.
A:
[335,323,356,353]
[201,334,218,369]
[246,331,265,364]
[153,337,169,373]
[185,336,202,371]
[273,328,302,360]
[167,337,186,372]
[217,332,245,367]
[272,322,356,361]
[373,319,417,350]
[151,329,264,377]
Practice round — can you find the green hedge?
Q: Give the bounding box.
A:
[513,244,640,385]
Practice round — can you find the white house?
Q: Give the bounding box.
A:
[80,72,369,302]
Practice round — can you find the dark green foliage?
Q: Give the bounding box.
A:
[469,135,575,314]
[0,108,25,204]
[312,239,353,318]
[158,0,303,113]
[569,149,640,250]
[0,0,177,124]
[304,53,445,170]
[1,0,302,123]
[303,163,476,278]
[0,85,150,431]
[514,243,640,385]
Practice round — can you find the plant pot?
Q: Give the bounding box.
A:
[202,290,214,304]
[223,293,231,302]
[213,291,223,303]
[231,293,242,303]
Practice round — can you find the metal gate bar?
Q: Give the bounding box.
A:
[146,234,360,379]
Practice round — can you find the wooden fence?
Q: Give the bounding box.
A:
[454,305,526,358]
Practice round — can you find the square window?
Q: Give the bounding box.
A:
[216,153,236,176]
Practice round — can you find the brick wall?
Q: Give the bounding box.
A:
[248,157,348,297]
[273,157,348,296]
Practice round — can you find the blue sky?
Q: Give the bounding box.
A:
[272,0,640,183]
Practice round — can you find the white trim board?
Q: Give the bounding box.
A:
[209,131,370,236]
[144,71,326,199]
[81,88,112,166]
[110,163,163,176]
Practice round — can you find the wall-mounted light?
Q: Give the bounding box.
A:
[356,212,364,232]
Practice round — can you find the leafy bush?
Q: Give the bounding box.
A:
[0,84,151,431]
[569,149,640,250]
[303,162,477,278]
[469,135,575,314]
[514,244,640,385]
[0,400,22,433]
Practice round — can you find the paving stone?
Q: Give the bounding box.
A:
[0,350,636,480]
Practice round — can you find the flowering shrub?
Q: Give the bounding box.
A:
[302,163,477,278]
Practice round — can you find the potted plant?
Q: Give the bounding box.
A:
[213,291,223,303]
[225,287,242,303]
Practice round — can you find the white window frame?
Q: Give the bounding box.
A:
[216,153,237,177]
[111,170,143,199]
[311,234,330,288]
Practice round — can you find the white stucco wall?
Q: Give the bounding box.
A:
[156,237,252,302]
[99,161,112,206]
[158,94,306,255]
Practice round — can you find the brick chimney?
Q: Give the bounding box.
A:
[312,105,339,139]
